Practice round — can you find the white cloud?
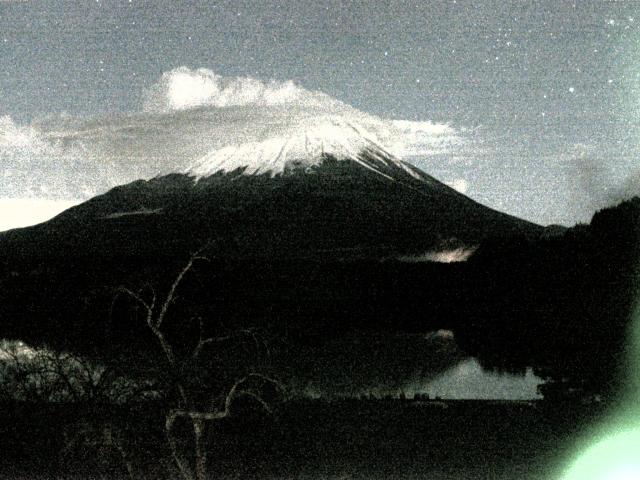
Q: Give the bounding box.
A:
[0,114,111,201]
[390,119,463,157]
[143,67,318,112]
[0,115,54,153]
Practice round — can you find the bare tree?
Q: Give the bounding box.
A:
[0,341,151,479]
[118,246,280,480]
[0,340,150,404]
[0,246,278,479]
[60,418,136,480]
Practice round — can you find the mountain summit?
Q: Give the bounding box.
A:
[1,68,460,206]
[185,116,435,183]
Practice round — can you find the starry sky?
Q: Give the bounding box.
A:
[1,0,640,225]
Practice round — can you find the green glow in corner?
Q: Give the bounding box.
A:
[560,293,640,479]
[562,428,640,480]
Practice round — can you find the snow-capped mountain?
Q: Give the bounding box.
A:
[0,68,461,211]
[0,67,542,265]
[185,117,432,182]
[0,118,540,267]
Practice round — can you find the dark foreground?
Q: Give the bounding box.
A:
[0,398,607,480]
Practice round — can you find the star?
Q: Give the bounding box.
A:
[569,87,575,93]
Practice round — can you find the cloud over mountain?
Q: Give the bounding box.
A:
[390,120,461,157]
[143,67,323,112]
[0,116,52,153]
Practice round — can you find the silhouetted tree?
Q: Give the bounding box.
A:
[457,197,640,402]
[118,246,281,480]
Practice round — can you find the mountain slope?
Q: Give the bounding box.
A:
[0,123,541,263]
[0,123,545,358]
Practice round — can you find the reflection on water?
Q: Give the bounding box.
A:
[427,357,543,400]
[289,331,544,400]
[0,334,544,402]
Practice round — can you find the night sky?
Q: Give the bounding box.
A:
[1,0,640,225]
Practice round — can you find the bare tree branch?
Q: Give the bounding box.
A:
[116,242,282,480]
[165,411,196,480]
[156,247,209,331]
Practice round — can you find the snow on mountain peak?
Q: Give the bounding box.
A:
[185,116,424,181]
